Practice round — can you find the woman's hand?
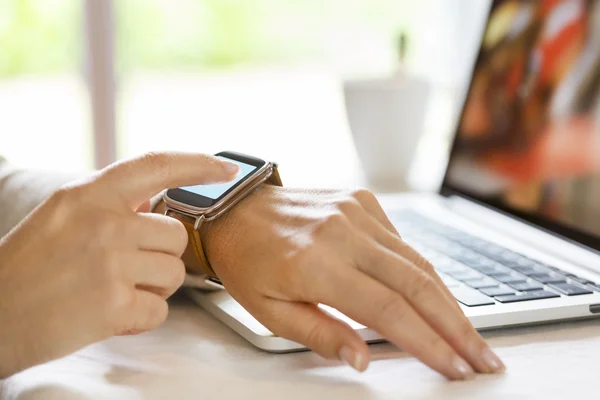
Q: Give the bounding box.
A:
[202,186,505,380]
[0,152,239,378]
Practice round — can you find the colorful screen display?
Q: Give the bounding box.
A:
[446,0,600,239]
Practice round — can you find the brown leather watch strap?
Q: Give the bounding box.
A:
[167,165,282,277]
[165,210,217,276]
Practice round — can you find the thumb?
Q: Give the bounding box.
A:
[96,152,240,210]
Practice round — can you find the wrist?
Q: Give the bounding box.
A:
[198,200,238,275]
[199,184,274,275]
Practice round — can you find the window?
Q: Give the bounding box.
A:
[115,0,412,187]
[0,0,90,172]
[1,0,490,189]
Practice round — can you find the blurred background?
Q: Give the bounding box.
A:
[0,0,489,189]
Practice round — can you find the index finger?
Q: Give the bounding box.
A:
[97,152,240,209]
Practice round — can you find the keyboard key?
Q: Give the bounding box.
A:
[495,290,560,303]
[508,281,544,291]
[463,277,500,289]
[567,276,594,285]
[395,212,595,301]
[489,273,527,284]
[460,256,500,269]
[500,251,521,261]
[477,243,505,258]
[547,283,593,296]
[433,225,463,237]
[452,250,483,264]
[443,246,475,260]
[456,237,488,249]
[439,274,461,288]
[586,284,600,292]
[480,286,517,297]
[511,266,541,276]
[448,270,484,282]
[515,257,536,267]
[528,273,567,284]
[450,287,495,307]
[468,264,505,275]
[420,236,454,250]
[527,264,555,275]
[430,257,464,273]
[502,257,535,269]
[457,254,486,266]
[446,233,474,242]
[487,250,521,264]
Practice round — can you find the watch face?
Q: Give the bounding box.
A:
[166,152,267,208]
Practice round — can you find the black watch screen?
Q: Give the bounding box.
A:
[166,151,266,208]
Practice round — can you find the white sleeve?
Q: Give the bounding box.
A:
[0,161,77,237]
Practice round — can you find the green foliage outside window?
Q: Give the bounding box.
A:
[0,0,410,78]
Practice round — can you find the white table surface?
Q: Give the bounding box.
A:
[3,291,600,400]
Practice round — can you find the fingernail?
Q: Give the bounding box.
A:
[451,355,475,380]
[482,348,505,373]
[339,346,367,372]
[221,161,240,175]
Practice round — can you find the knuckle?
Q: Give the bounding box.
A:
[46,185,87,222]
[400,242,435,271]
[304,322,330,350]
[52,181,92,204]
[147,300,169,328]
[98,249,123,282]
[45,189,74,230]
[315,211,349,237]
[350,188,376,204]
[106,283,134,314]
[325,211,347,227]
[416,255,436,275]
[96,214,124,245]
[406,271,436,300]
[49,187,72,205]
[425,333,446,353]
[457,320,479,344]
[156,301,169,325]
[376,295,408,327]
[335,197,362,215]
[168,257,186,290]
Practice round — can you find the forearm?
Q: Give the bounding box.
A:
[0,161,77,237]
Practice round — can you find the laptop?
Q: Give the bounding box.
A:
[186,0,600,352]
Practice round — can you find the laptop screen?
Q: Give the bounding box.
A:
[443,0,600,248]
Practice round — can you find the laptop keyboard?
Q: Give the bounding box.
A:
[392,211,599,307]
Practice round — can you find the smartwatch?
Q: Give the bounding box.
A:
[163,151,282,287]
